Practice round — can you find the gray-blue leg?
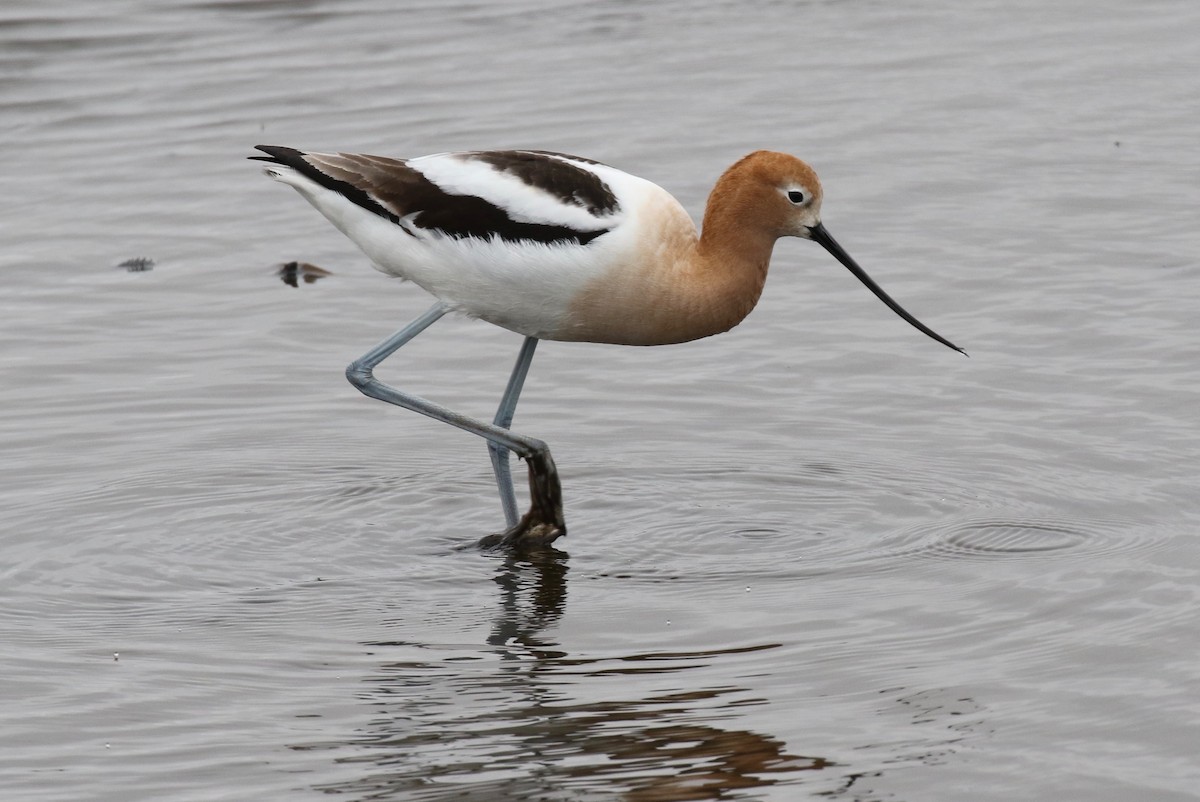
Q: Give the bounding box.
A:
[489,336,539,528]
[345,303,564,547]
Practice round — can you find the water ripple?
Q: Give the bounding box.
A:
[5,0,1200,799]
[863,515,1161,568]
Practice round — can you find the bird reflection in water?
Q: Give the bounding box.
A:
[300,550,833,800]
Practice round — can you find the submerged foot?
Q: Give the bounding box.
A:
[477,451,565,549]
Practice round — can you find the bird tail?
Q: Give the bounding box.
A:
[248,144,310,180]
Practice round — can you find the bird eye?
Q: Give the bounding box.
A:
[787,190,805,204]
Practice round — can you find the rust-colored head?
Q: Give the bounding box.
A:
[703,150,826,242]
[703,151,966,356]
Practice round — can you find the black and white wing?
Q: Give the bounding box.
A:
[251,146,622,246]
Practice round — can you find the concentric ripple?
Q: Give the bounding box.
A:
[864,514,1159,567]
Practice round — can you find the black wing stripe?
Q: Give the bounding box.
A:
[253,145,613,246]
[251,145,400,224]
[468,151,619,216]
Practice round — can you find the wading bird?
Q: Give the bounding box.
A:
[252,146,964,548]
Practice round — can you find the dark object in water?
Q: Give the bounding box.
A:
[118,257,155,272]
[278,261,331,287]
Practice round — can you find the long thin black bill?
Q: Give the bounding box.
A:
[809,222,967,356]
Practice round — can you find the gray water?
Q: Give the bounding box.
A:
[3,1,1199,799]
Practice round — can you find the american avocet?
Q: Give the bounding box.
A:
[251,146,965,548]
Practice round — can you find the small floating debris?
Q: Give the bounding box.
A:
[117,257,154,272]
[278,260,331,287]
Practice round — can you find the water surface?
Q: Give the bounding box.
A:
[2,1,1199,799]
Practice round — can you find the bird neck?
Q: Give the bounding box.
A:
[687,181,779,335]
[558,168,780,346]
[697,159,781,266]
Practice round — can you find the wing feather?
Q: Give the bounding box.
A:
[252,145,619,245]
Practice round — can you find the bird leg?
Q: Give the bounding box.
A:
[488,336,539,527]
[345,303,565,548]
[479,446,563,550]
[482,336,565,549]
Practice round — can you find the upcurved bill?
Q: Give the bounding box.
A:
[809,222,967,356]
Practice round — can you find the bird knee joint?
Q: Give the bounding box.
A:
[345,361,374,389]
